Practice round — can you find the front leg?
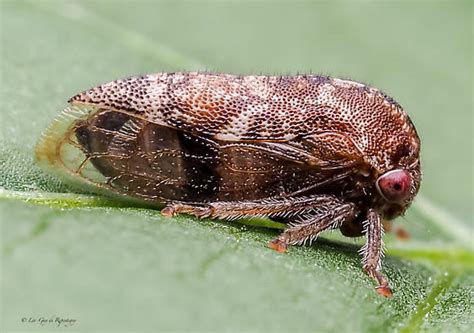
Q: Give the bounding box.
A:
[361,209,392,297]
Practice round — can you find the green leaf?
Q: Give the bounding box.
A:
[1,1,472,332]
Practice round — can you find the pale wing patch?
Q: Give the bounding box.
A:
[35,104,111,192]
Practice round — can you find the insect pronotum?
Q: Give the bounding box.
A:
[36,72,421,297]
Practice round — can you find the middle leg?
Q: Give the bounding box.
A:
[268,201,357,252]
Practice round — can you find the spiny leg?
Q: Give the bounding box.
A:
[268,201,357,252]
[161,195,347,220]
[361,209,392,297]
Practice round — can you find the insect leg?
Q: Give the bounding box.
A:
[268,201,357,253]
[161,195,349,220]
[361,209,392,297]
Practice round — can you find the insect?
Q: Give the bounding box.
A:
[36,72,421,297]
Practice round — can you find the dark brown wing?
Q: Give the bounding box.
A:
[36,105,364,203]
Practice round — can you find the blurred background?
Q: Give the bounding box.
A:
[1,1,472,332]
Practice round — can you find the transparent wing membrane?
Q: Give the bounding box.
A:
[35,104,218,203]
[36,105,120,196]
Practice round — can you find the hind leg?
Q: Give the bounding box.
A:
[161,196,357,254]
[161,194,352,220]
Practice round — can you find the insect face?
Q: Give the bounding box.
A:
[374,159,421,219]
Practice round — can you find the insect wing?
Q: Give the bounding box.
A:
[35,104,361,203]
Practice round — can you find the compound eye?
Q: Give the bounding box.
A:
[376,169,411,203]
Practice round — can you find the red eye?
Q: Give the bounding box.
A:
[376,169,411,202]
